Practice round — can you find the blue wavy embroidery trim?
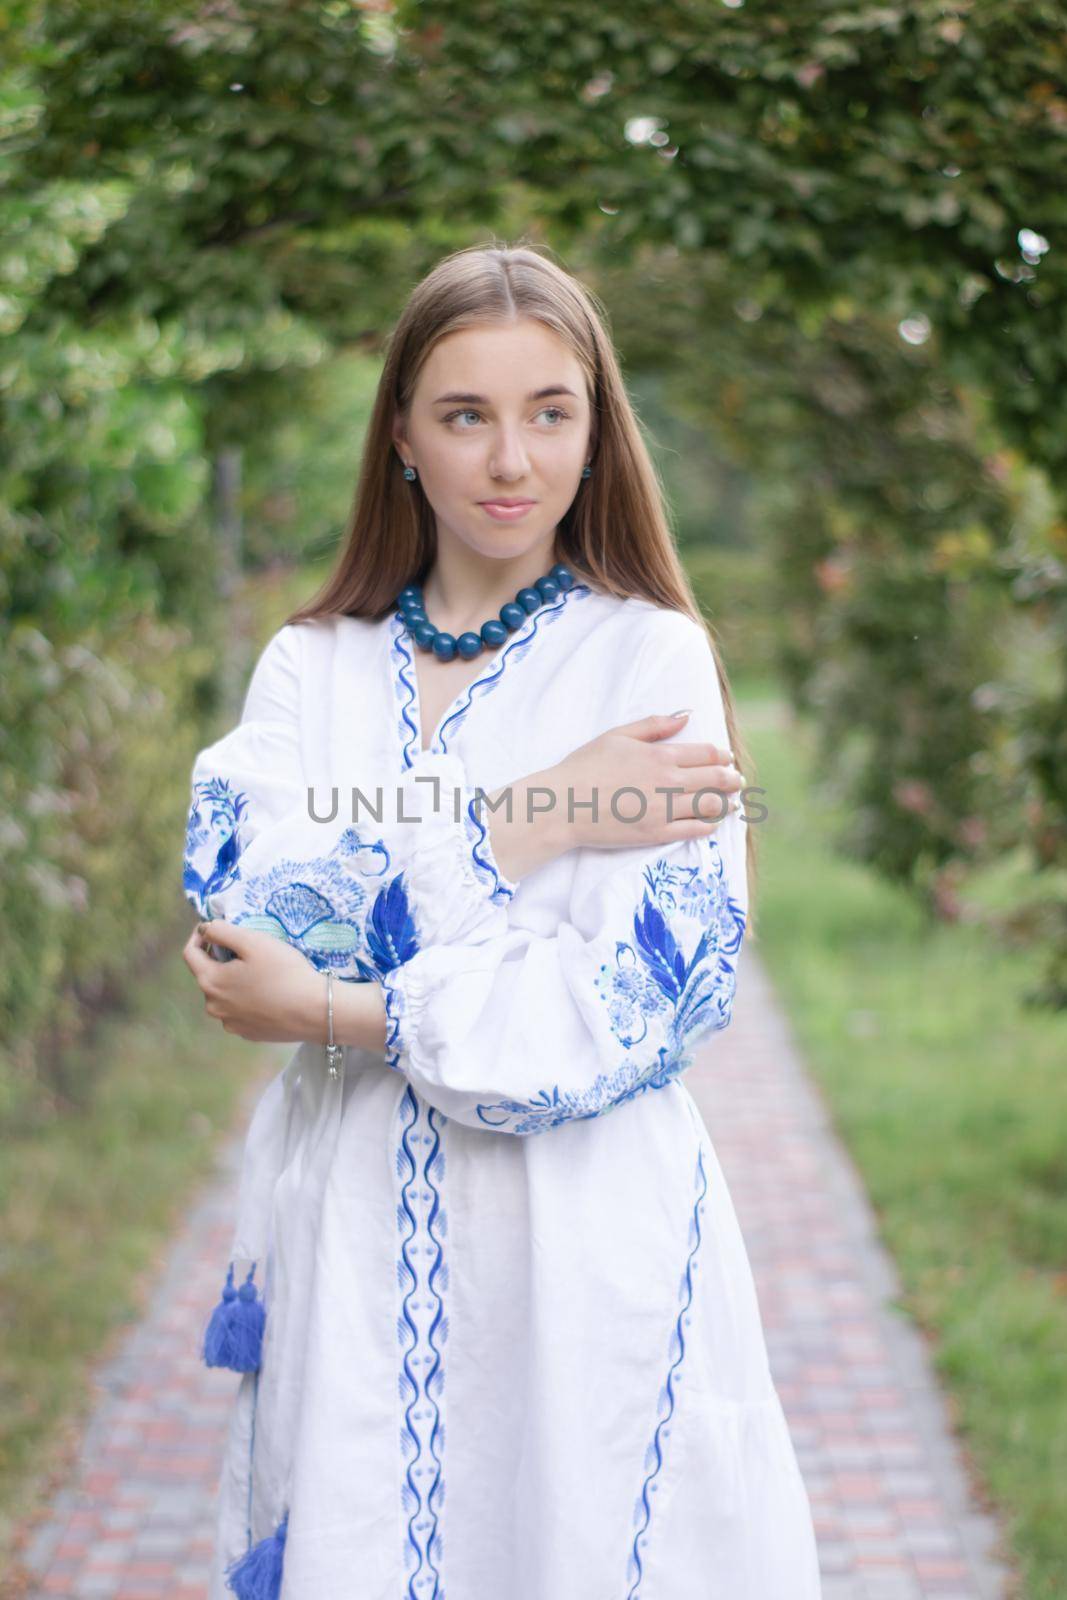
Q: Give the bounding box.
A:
[626,1141,708,1595]
[464,795,515,904]
[396,1087,424,1583]
[395,1085,448,1598]
[388,587,590,917]
[388,582,592,769]
[421,1104,449,1589]
[391,625,422,772]
[433,583,590,754]
[382,971,406,1076]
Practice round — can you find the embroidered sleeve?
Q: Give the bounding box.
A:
[182,625,306,921]
[182,627,513,979]
[378,612,750,1133]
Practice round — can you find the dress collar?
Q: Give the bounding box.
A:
[386,581,591,769]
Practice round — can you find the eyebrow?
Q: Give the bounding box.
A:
[431,385,579,405]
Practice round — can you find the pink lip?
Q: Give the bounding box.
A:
[479,500,536,521]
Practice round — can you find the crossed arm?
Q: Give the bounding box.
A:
[182,753,587,1051]
[183,915,389,1049]
[182,617,747,1103]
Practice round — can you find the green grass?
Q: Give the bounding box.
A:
[0,928,279,1562]
[741,680,1067,1600]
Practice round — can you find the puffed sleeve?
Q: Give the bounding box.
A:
[378,610,749,1134]
[182,624,307,922]
[182,623,515,976]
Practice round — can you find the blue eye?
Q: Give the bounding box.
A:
[442,407,571,428]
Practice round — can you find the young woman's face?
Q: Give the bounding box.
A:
[393,317,593,564]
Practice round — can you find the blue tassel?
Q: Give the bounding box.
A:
[203,1261,266,1371]
[224,1509,288,1598]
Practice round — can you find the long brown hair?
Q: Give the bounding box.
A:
[288,240,758,931]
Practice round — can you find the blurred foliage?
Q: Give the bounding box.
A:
[684,544,780,683]
[417,0,1067,458]
[625,370,756,553]
[236,352,381,570]
[0,617,214,1129]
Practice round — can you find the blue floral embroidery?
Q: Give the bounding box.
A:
[183,776,249,917]
[183,757,426,985]
[597,849,743,1049]
[364,871,419,975]
[395,1085,449,1597]
[473,841,746,1135]
[626,1141,708,1594]
[226,828,390,974]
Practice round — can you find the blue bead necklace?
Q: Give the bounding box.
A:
[395,562,575,661]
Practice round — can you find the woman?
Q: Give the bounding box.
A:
[182,242,823,1599]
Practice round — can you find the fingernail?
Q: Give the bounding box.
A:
[669,708,692,719]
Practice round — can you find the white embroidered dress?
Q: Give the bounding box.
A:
[183,580,823,1600]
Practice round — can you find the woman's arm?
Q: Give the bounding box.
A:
[183,918,391,1053]
[186,691,744,1054]
[484,713,741,885]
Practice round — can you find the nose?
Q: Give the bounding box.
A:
[487,423,531,480]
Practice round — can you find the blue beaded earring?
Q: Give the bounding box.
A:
[402,464,417,481]
[581,463,591,479]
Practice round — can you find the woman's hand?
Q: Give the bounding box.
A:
[484,712,745,882]
[182,920,324,1043]
[552,711,744,850]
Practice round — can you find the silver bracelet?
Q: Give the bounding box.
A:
[325,969,344,1081]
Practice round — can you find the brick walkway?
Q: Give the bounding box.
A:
[12,958,1015,1600]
